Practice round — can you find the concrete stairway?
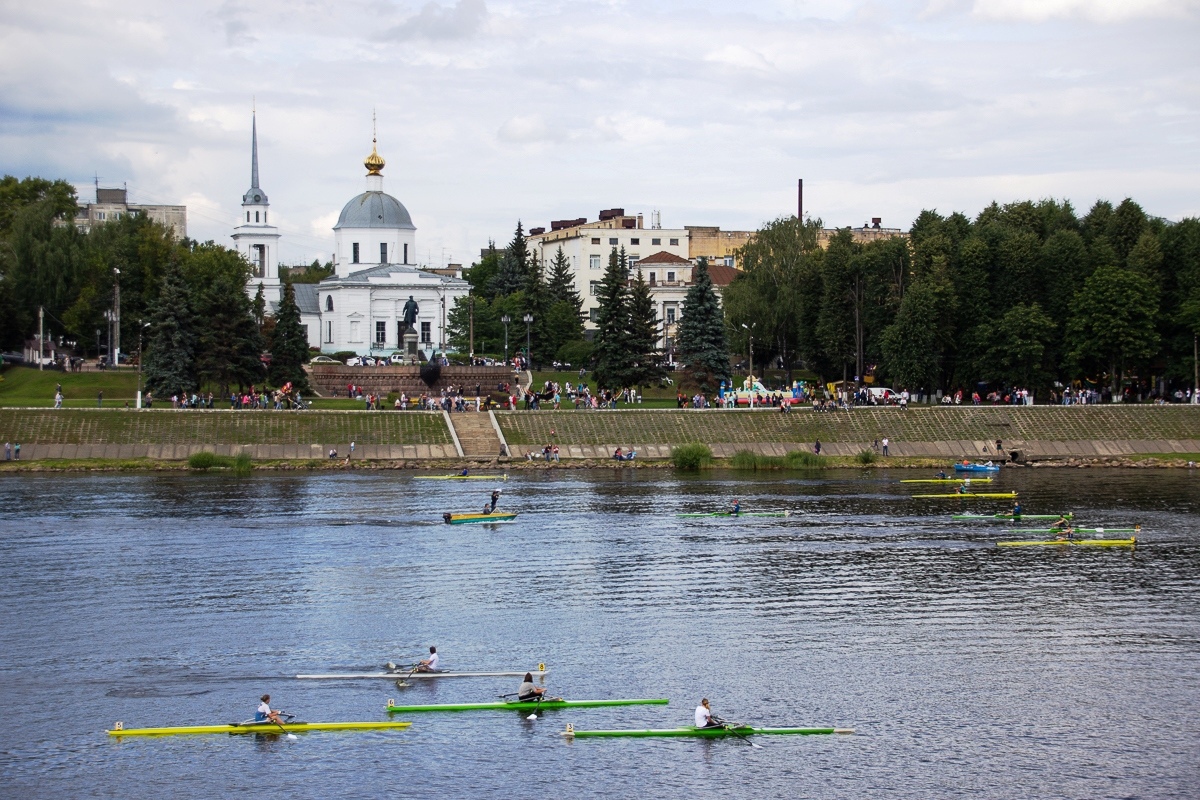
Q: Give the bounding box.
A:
[448,411,504,457]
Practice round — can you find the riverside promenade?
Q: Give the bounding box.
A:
[2,406,1199,464]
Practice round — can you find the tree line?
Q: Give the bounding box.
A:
[0,175,309,396]
[724,199,1200,396]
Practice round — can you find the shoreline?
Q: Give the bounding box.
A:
[1,454,1196,474]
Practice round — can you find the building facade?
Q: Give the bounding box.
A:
[237,119,468,358]
[69,186,187,239]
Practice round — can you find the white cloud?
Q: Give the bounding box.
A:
[972,0,1197,23]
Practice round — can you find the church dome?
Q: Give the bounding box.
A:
[334,191,415,230]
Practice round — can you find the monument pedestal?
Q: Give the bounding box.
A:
[403,328,420,364]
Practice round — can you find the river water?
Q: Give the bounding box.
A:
[0,468,1197,798]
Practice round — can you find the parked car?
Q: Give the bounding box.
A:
[345,356,363,366]
[389,354,406,365]
[310,355,339,364]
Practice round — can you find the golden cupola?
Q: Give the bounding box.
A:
[364,138,385,176]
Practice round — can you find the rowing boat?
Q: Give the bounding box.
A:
[415,474,508,481]
[912,492,1017,499]
[901,478,993,484]
[675,511,790,518]
[997,538,1137,548]
[1008,526,1139,535]
[443,512,518,524]
[954,463,1001,473]
[296,669,549,680]
[385,698,668,713]
[562,724,853,739]
[953,513,1072,521]
[107,720,412,737]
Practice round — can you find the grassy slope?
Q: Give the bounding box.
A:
[0,367,140,405]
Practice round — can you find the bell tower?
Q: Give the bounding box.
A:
[233,108,282,302]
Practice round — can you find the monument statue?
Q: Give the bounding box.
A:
[401,295,420,329]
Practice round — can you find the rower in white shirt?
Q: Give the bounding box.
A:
[416,646,440,673]
[695,698,720,728]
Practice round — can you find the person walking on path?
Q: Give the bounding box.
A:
[14,442,20,460]
[4,442,10,461]
[97,390,103,408]
[813,440,821,455]
[882,436,890,456]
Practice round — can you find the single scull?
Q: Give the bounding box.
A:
[561,724,853,739]
[901,478,993,484]
[296,669,549,680]
[443,512,518,524]
[912,492,1017,499]
[954,513,1072,521]
[108,720,412,737]
[675,511,790,518]
[415,474,508,481]
[385,698,668,713]
[997,537,1136,548]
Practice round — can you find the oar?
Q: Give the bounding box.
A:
[269,711,298,740]
[712,716,762,749]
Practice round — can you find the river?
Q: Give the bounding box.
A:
[0,468,1197,798]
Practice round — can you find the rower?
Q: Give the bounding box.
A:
[415,646,440,673]
[517,672,547,701]
[460,468,470,476]
[695,698,720,728]
[256,694,285,724]
[935,470,948,479]
[488,490,502,513]
[1008,501,1023,518]
[954,483,969,495]
[730,499,741,516]
[1050,515,1073,540]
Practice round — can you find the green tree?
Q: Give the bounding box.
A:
[142,262,196,396]
[269,282,311,391]
[1067,264,1159,392]
[546,245,584,324]
[489,221,529,297]
[185,244,264,393]
[592,247,634,389]
[985,303,1057,388]
[880,268,957,391]
[627,267,665,388]
[675,257,730,392]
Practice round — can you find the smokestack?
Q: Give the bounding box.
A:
[797,179,803,220]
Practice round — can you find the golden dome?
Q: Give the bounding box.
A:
[364,138,385,176]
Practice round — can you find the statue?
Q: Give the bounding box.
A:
[401,295,419,329]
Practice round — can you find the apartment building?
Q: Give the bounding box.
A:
[69,186,188,240]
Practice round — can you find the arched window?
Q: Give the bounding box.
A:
[246,211,250,222]
[255,211,260,223]
[325,296,334,312]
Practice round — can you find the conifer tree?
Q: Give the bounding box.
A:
[592,247,633,389]
[252,282,266,329]
[546,245,584,322]
[142,262,197,396]
[675,257,730,392]
[627,267,665,388]
[269,282,311,392]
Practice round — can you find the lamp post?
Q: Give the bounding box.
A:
[501,314,511,364]
[137,321,150,409]
[103,309,114,368]
[112,267,121,367]
[523,313,533,369]
[742,323,754,410]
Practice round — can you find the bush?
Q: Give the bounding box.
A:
[233,452,253,475]
[785,450,823,468]
[856,448,877,465]
[556,340,594,368]
[730,449,762,470]
[188,451,220,470]
[331,351,358,363]
[672,442,713,470]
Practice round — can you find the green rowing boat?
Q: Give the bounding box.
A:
[108,720,413,737]
[386,698,668,713]
[1008,526,1139,534]
[912,492,1017,499]
[562,723,853,739]
[675,511,790,518]
[997,538,1136,548]
[953,513,1072,521]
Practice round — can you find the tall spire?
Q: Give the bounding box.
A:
[243,108,268,205]
[364,109,386,177]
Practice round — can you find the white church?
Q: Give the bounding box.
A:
[233,114,469,358]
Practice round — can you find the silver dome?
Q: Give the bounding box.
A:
[334,191,415,230]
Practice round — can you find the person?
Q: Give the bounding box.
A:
[813,439,821,455]
[1007,501,1023,517]
[1050,514,1073,537]
[97,390,103,408]
[517,672,546,701]
[14,442,19,460]
[416,646,440,673]
[881,436,889,456]
[488,489,501,513]
[954,483,969,495]
[256,694,286,724]
[935,470,948,479]
[695,698,720,728]
[4,442,10,461]
[613,447,624,461]
[460,468,470,476]
[730,499,741,516]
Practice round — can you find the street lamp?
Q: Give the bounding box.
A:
[501,314,511,364]
[523,313,533,369]
[137,321,150,408]
[742,323,754,410]
[112,267,121,367]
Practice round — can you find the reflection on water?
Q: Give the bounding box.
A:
[1,468,1197,798]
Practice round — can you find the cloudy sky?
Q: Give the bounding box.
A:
[2,0,1197,266]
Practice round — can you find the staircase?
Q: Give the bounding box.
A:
[448,411,505,458]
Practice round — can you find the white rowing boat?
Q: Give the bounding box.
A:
[296,669,549,680]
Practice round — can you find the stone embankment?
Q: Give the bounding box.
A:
[0,406,1197,464]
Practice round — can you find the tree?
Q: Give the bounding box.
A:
[879,268,956,392]
[269,282,311,391]
[546,245,584,324]
[489,221,529,298]
[142,262,196,396]
[985,303,1057,389]
[675,257,730,392]
[252,283,266,329]
[592,247,634,389]
[627,267,665,388]
[1067,264,1159,392]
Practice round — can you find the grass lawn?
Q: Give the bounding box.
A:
[0,366,140,406]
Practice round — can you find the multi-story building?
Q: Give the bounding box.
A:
[68,185,187,240]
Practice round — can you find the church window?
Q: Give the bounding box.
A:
[246,211,250,222]
[325,296,333,312]
[403,243,409,263]
[589,255,601,270]
[255,211,259,222]
[300,324,308,342]
[325,321,333,343]
[380,243,388,263]
[376,321,387,344]
[352,243,360,263]
[420,321,431,344]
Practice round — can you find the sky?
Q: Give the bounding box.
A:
[2,0,1198,267]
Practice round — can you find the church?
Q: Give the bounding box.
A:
[233,114,469,359]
